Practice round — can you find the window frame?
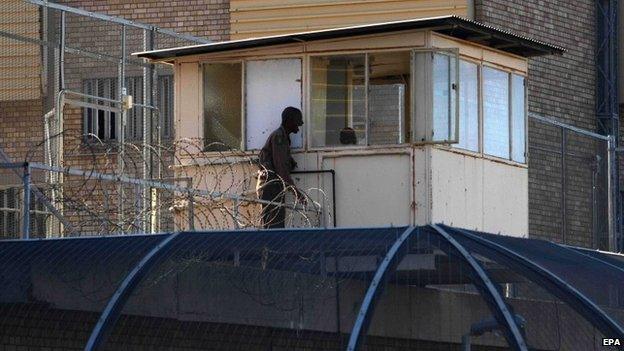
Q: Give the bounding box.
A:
[201,60,246,151]
[201,55,306,153]
[82,77,118,142]
[455,57,480,153]
[479,62,528,164]
[412,48,460,146]
[196,49,527,164]
[82,75,175,143]
[307,48,443,151]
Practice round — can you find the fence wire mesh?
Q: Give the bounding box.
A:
[0,226,621,350]
[0,1,333,238]
[528,115,610,250]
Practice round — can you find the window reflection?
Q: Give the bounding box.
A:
[483,66,510,159]
[310,55,366,147]
[458,60,479,152]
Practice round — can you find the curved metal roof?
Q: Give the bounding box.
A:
[134,16,565,61]
[1,225,618,351]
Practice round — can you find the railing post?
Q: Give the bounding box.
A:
[233,198,240,229]
[187,190,194,231]
[22,163,31,239]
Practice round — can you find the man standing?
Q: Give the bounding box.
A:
[256,106,306,228]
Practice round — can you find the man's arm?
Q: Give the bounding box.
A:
[271,134,295,186]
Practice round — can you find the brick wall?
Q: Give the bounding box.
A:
[474,1,602,247]
[58,0,230,43]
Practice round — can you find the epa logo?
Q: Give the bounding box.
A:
[603,338,622,346]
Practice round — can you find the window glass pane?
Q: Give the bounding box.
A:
[245,59,302,150]
[203,62,242,151]
[368,51,410,145]
[457,60,479,151]
[483,66,510,159]
[432,53,457,142]
[511,74,526,163]
[310,55,366,147]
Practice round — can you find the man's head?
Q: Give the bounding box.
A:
[281,106,303,134]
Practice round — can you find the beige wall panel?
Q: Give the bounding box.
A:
[305,31,426,52]
[482,49,528,73]
[431,33,528,73]
[322,153,411,227]
[412,146,430,225]
[429,148,527,237]
[180,45,305,64]
[175,63,202,141]
[482,160,528,237]
[231,0,468,39]
[429,148,483,229]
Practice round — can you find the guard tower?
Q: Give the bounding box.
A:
[136,16,563,237]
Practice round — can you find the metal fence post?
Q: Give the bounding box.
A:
[233,198,240,229]
[607,135,618,251]
[117,24,126,234]
[22,163,31,239]
[561,128,567,244]
[188,190,195,231]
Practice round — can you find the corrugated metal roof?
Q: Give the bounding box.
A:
[134,15,565,61]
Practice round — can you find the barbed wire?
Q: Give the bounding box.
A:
[9,129,331,237]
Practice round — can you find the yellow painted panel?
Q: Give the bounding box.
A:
[232,1,465,20]
[230,0,469,39]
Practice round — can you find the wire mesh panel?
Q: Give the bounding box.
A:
[101,227,406,350]
[0,234,168,349]
[0,1,216,238]
[359,227,513,350]
[0,167,24,240]
[445,226,624,350]
[529,116,610,249]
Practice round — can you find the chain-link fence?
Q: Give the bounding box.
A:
[528,113,612,250]
[0,0,209,237]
